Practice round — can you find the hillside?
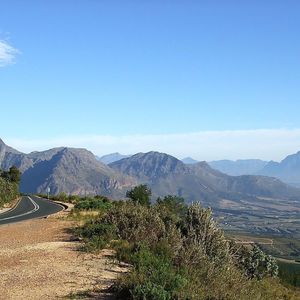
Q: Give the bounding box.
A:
[258,151,300,187]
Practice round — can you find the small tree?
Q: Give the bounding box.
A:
[8,166,21,184]
[1,166,21,184]
[156,195,187,225]
[126,184,152,206]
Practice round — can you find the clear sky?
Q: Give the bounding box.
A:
[1,1,300,160]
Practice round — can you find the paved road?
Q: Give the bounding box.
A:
[0,196,64,225]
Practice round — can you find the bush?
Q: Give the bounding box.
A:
[126,184,151,206]
[78,222,116,250]
[233,244,279,280]
[115,246,188,300]
[155,195,187,229]
[102,202,166,246]
[182,203,230,265]
[76,188,294,299]
[0,177,19,208]
[74,196,112,211]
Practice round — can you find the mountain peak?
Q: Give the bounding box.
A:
[109,151,187,181]
[99,152,131,164]
[0,138,21,155]
[182,157,199,164]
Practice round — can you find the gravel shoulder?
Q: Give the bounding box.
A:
[0,211,127,299]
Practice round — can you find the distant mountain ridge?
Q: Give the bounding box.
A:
[98,152,131,164]
[209,159,268,176]
[181,157,199,164]
[110,151,300,206]
[258,151,300,187]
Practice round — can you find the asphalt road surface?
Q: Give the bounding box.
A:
[0,196,64,225]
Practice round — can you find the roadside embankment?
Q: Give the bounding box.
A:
[0,205,127,299]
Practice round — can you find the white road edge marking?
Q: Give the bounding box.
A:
[0,196,40,221]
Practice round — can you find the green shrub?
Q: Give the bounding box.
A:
[115,246,188,300]
[111,240,134,263]
[0,177,19,208]
[102,202,166,246]
[278,261,300,287]
[126,184,151,206]
[74,196,112,211]
[78,221,116,250]
[156,195,187,225]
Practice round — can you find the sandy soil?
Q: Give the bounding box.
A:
[0,211,127,299]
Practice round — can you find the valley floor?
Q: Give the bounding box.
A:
[0,210,126,299]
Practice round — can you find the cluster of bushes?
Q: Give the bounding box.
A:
[0,166,20,208]
[74,195,112,211]
[38,192,112,211]
[75,185,300,299]
[37,192,81,204]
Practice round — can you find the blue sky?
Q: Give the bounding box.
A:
[1,1,300,160]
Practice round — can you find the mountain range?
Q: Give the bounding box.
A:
[0,139,135,197]
[179,155,300,188]
[109,152,300,206]
[1,138,300,207]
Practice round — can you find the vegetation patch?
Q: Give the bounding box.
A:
[278,261,300,288]
[0,166,20,208]
[72,185,300,299]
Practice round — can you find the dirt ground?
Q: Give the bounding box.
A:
[0,210,127,299]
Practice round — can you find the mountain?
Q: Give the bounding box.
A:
[258,151,300,187]
[0,138,34,172]
[98,152,131,164]
[2,138,300,205]
[209,159,268,176]
[181,157,199,164]
[109,151,300,206]
[110,152,216,204]
[0,139,136,196]
[20,147,135,196]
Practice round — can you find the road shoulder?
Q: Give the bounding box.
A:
[0,212,127,299]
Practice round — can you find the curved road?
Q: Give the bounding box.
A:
[0,196,64,225]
